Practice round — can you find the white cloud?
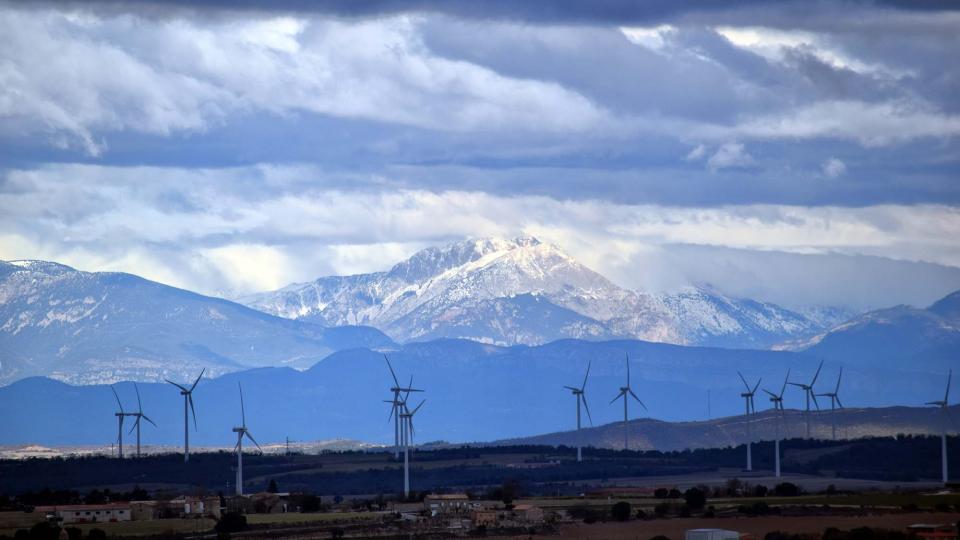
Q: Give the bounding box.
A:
[823,157,847,178]
[706,142,753,171]
[620,24,676,51]
[685,144,706,161]
[0,9,614,156]
[3,164,960,304]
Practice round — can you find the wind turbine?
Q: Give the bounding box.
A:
[384,355,422,460]
[926,369,955,485]
[763,368,790,478]
[399,399,425,498]
[127,383,157,458]
[610,354,646,451]
[564,361,593,462]
[738,372,761,472]
[788,360,823,438]
[110,386,132,459]
[232,382,263,496]
[816,368,844,440]
[165,369,204,463]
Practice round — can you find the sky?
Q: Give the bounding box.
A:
[1,0,959,311]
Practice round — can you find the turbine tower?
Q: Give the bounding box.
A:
[110,386,132,459]
[127,383,157,458]
[399,399,425,498]
[232,382,263,496]
[788,360,823,438]
[610,354,646,451]
[815,368,844,440]
[738,372,761,472]
[926,369,954,485]
[763,368,790,478]
[564,361,593,462]
[384,355,422,460]
[165,368,204,463]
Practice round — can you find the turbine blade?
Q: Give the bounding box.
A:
[563,386,580,392]
[189,368,205,393]
[738,371,750,392]
[410,399,425,416]
[763,389,778,398]
[111,385,124,413]
[835,396,844,409]
[788,382,805,388]
[128,417,139,435]
[239,382,246,427]
[245,431,263,453]
[135,383,143,414]
[189,394,198,430]
[610,390,625,404]
[404,375,414,403]
[811,360,823,386]
[835,367,843,394]
[581,360,591,391]
[165,380,189,393]
[780,368,791,397]
[752,378,762,394]
[628,388,642,404]
[384,354,400,387]
[946,369,953,403]
[582,394,593,426]
[626,353,631,386]
[811,391,820,410]
[142,414,157,427]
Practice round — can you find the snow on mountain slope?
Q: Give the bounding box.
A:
[241,236,840,348]
[0,260,394,386]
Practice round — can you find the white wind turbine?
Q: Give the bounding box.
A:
[610,354,646,451]
[110,386,133,459]
[165,368,204,462]
[926,369,955,485]
[126,383,157,458]
[788,360,823,438]
[737,372,761,471]
[564,361,593,462]
[384,355,422,460]
[815,368,844,440]
[763,368,790,478]
[399,398,425,498]
[232,382,263,496]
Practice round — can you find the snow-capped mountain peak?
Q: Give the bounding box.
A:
[240,236,848,348]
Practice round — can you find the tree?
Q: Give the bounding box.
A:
[610,502,631,522]
[667,488,682,499]
[64,528,81,540]
[773,482,800,497]
[653,488,668,499]
[28,522,60,540]
[215,512,248,534]
[267,480,279,494]
[86,530,106,540]
[683,487,706,510]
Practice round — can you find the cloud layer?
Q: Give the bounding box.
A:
[0,1,958,312]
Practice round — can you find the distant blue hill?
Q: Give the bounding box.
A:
[0,338,951,448]
[0,260,395,385]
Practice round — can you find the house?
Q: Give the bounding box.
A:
[907,524,959,540]
[471,509,497,528]
[37,504,132,524]
[511,504,544,524]
[424,494,470,517]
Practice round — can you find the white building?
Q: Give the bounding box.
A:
[38,504,132,524]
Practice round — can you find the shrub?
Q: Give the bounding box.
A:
[29,522,60,540]
[667,488,682,499]
[653,488,668,499]
[773,482,800,497]
[683,487,706,510]
[64,527,81,540]
[215,512,248,534]
[754,485,769,497]
[653,502,671,518]
[611,502,632,522]
[86,530,106,540]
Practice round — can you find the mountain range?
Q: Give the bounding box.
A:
[239,236,852,349]
[0,337,953,447]
[0,260,393,385]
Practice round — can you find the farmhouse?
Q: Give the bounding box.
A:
[37,503,131,524]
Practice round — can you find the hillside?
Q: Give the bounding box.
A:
[0,260,394,385]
